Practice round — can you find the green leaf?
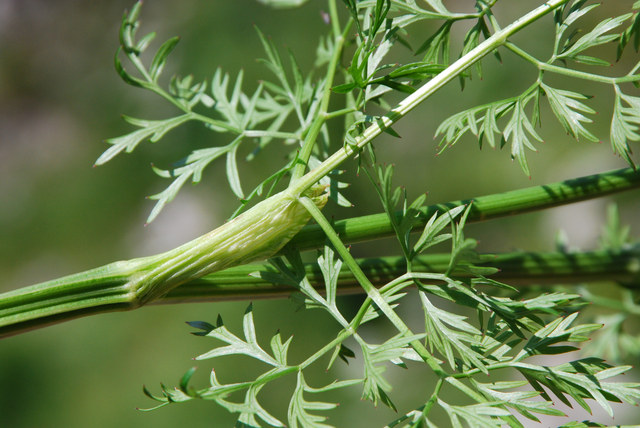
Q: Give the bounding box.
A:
[503,95,543,177]
[610,90,640,166]
[541,83,597,142]
[287,372,357,428]
[515,358,640,418]
[459,17,491,83]
[360,333,425,409]
[420,291,486,372]
[416,21,452,64]
[256,0,310,9]
[387,62,445,80]
[193,304,282,367]
[317,246,342,308]
[600,204,631,252]
[135,31,156,53]
[438,399,512,428]
[146,144,231,224]
[473,380,565,421]
[518,310,595,358]
[269,331,292,366]
[227,383,286,427]
[412,205,465,256]
[95,114,194,166]
[558,422,607,428]
[226,144,244,199]
[617,6,640,59]
[114,47,148,89]
[327,343,356,370]
[558,13,633,61]
[119,2,143,53]
[331,82,357,93]
[149,36,180,82]
[179,367,197,394]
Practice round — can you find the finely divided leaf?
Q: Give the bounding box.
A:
[503,96,542,177]
[96,114,193,166]
[515,358,640,418]
[420,291,486,372]
[610,90,640,166]
[288,372,358,428]
[192,304,282,367]
[149,36,180,82]
[541,83,597,142]
[558,13,633,62]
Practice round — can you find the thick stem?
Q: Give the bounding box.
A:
[161,247,640,304]
[0,188,328,338]
[1,167,638,337]
[291,167,640,250]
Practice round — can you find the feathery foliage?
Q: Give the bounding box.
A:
[66,0,640,425]
[3,1,640,427]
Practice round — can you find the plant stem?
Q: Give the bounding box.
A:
[1,166,637,338]
[0,188,328,338]
[289,0,570,195]
[505,42,640,84]
[289,12,353,183]
[291,167,640,250]
[160,247,640,304]
[298,196,447,376]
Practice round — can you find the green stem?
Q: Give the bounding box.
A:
[324,107,357,120]
[289,16,353,183]
[160,247,640,304]
[423,378,444,417]
[328,0,341,40]
[1,167,638,338]
[0,188,328,338]
[299,196,450,377]
[0,261,140,337]
[291,167,640,251]
[289,0,570,195]
[505,42,640,84]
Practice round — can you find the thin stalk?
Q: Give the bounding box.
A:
[423,378,444,417]
[505,42,640,84]
[324,107,357,120]
[300,196,457,377]
[289,16,353,183]
[328,0,341,40]
[290,0,570,195]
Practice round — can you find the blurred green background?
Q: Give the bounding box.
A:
[1,1,639,427]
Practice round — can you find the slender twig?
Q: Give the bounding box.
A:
[299,196,447,375]
[505,42,640,84]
